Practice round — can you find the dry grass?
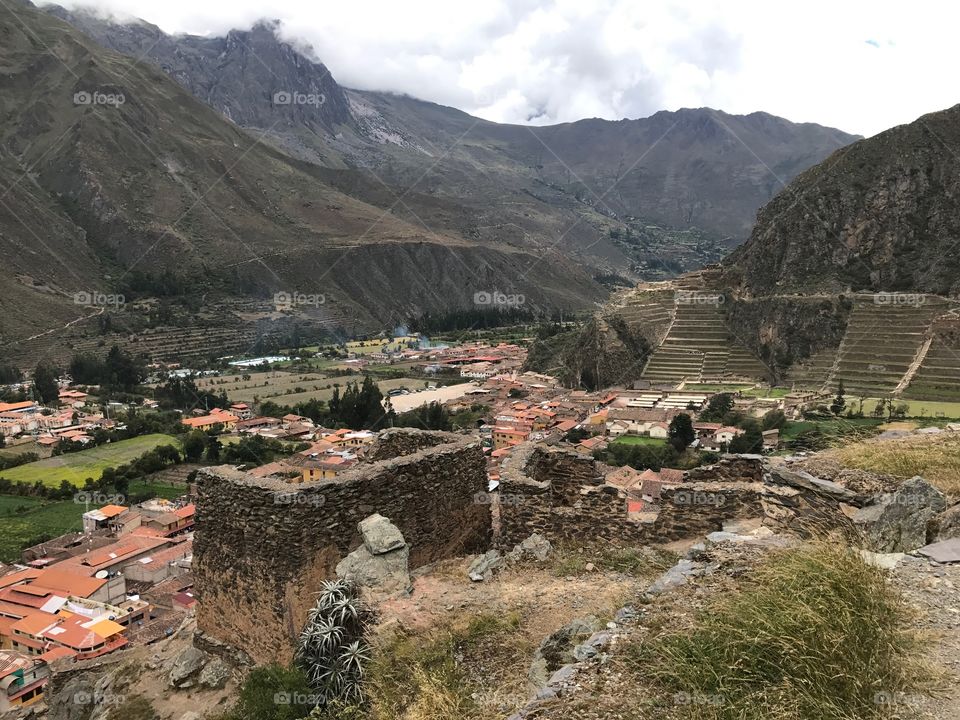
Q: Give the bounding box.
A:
[625,544,928,720]
[825,433,960,496]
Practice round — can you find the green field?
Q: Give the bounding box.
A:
[0,434,179,487]
[0,496,83,562]
[0,480,185,563]
[612,435,668,446]
[863,398,960,420]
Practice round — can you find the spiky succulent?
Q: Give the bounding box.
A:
[296,580,374,707]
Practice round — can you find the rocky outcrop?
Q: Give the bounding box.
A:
[852,476,947,552]
[724,104,960,297]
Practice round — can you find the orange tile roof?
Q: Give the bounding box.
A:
[96,504,128,519]
[11,612,57,636]
[32,568,106,598]
[0,401,36,412]
[0,569,41,589]
[174,504,195,519]
[39,646,77,662]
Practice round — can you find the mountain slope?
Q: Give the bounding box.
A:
[0,2,603,359]
[724,104,960,296]
[44,5,860,280]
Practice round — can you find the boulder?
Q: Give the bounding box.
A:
[507,533,552,562]
[336,543,410,597]
[359,513,406,555]
[852,476,946,552]
[168,645,209,688]
[932,503,960,542]
[468,550,503,581]
[198,657,232,689]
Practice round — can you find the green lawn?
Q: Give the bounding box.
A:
[0,434,179,487]
[612,435,668,446]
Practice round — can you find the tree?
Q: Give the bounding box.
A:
[830,380,847,416]
[32,362,59,404]
[729,419,763,454]
[182,431,206,462]
[668,413,695,451]
[761,409,787,431]
[871,399,887,418]
[700,393,735,422]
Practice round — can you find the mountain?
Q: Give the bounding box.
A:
[0,1,603,363]
[44,5,859,282]
[724,104,960,296]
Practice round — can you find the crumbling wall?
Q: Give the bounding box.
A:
[362,427,462,462]
[194,431,489,663]
[497,445,851,549]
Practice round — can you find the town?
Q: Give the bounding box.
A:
[1,326,958,715]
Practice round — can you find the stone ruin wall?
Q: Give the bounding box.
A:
[193,430,489,663]
[497,444,854,549]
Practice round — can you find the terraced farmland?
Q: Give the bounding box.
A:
[641,301,769,383]
[904,321,960,402]
[826,297,952,396]
[608,289,675,346]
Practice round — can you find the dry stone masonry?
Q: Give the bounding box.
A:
[193,429,488,663]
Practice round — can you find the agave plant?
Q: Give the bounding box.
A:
[296,580,375,707]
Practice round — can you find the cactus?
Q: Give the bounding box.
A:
[296,580,374,707]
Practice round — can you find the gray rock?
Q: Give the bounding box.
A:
[169,645,209,688]
[918,538,960,564]
[336,541,410,596]
[933,503,960,541]
[468,549,503,581]
[198,657,231,689]
[647,559,704,595]
[548,664,578,686]
[359,513,406,555]
[572,643,598,661]
[507,533,553,562]
[529,616,600,685]
[853,476,946,552]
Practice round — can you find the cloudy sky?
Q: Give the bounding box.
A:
[52,0,957,137]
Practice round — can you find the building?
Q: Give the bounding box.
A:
[229,403,252,420]
[0,650,48,712]
[81,504,128,535]
[181,409,238,432]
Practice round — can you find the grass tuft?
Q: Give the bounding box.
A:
[631,544,926,719]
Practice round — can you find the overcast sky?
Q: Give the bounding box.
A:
[51,0,958,137]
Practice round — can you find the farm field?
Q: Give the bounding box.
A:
[193,371,330,403]
[860,398,960,420]
[611,435,668,446]
[0,434,179,487]
[0,480,184,563]
[275,377,425,406]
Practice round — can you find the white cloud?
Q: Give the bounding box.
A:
[50,0,960,136]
